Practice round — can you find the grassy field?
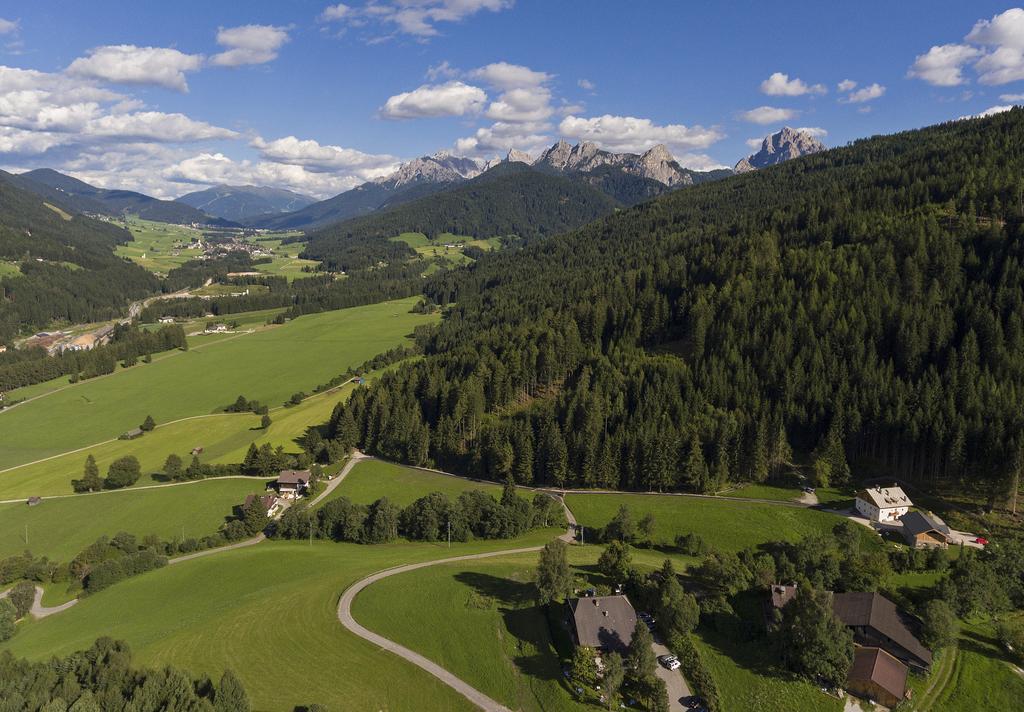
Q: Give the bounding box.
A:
[0,477,271,560]
[353,550,590,712]
[2,534,557,711]
[566,492,863,552]
[0,377,359,499]
[326,459,503,508]
[0,297,436,471]
[115,218,203,273]
[0,261,21,278]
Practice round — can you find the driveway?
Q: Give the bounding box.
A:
[652,639,693,711]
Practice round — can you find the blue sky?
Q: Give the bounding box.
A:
[1,1,1022,198]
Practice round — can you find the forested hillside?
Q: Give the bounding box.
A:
[302,163,619,270]
[330,109,1024,502]
[0,175,159,343]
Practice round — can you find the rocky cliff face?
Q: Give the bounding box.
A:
[533,140,693,186]
[376,151,483,188]
[734,127,826,172]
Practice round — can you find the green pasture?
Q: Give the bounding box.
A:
[326,459,503,508]
[565,492,869,552]
[2,535,556,711]
[0,297,436,471]
[0,477,271,561]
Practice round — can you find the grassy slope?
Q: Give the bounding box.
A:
[353,550,590,712]
[922,621,1024,711]
[0,478,271,560]
[2,536,558,711]
[0,298,435,470]
[566,493,856,552]
[325,459,503,508]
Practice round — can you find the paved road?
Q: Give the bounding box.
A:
[306,451,367,508]
[0,584,78,619]
[652,639,693,711]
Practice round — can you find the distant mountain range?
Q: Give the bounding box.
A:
[176,185,315,223]
[735,127,826,172]
[9,169,232,226]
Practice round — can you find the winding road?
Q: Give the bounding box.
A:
[0,584,78,619]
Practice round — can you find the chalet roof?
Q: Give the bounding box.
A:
[568,595,637,652]
[769,584,797,609]
[856,485,912,509]
[848,647,908,702]
[832,592,932,667]
[900,511,951,538]
[244,494,279,511]
[277,469,310,485]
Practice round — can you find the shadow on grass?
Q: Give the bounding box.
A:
[454,571,562,684]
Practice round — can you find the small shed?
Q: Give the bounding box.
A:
[191,446,204,456]
[26,496,42,507]
[846,647,909,708]
[120,427,144,440]
[899,511,952,549]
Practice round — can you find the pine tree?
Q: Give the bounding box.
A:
[214,670,250,712]
[535,539,572,603]
[140,414,156,432]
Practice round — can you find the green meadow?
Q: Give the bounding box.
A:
[565,492,867,552]
[0,375,357,499]
[115,218,204,273]
[325,459,503,508]
[2,535,556,711]
[353,550,590,712]
[0,297,436,471]
[0,477,271,560]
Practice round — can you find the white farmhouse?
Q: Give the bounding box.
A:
[856,485,912,523]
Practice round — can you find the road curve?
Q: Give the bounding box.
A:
[337,500,575,712]
[0,584,78,619]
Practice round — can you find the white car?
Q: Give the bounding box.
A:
[658,654,681,670]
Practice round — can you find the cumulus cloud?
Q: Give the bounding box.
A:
[1000,93,1024,101]
[738,106,799,124]
[966,8,1024,49]
[164,152,369,198]
[796,126,828,137]
[211,24,290,67]
[426,60,458,80]
[760,72,825,96]
[837,79,857,92]
[318,0,512,39]
[907,44,982,86]
[485,86,553,122]
[454,120,552,156]
[470,61,552,90]
[381,80,486,118]
[557,114,723,153]
[251,135,398,176]
[959,104,1016,120]
[578,78,595,91]
[66,45,203,92]
[83,112,237,142]
[842,82,885,103]
[0,18,18,34]
[745,137,764,150]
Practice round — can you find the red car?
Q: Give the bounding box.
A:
[975,537,989,546]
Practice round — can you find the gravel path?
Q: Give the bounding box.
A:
[0,584,78,619]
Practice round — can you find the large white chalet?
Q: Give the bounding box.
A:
[856,485,912,523]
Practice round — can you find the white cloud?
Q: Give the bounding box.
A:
[454,120,552,156]
[578,78,595,91]
[251,135,398,176]
[842,82,885,103]
[960,104,1016,120]
[966,8,1024,50]
[470,61,552,90]
[0,126,71,154]
[907,44,983,86]
[1000,93,1024,101]
[426,60,458,80]
[485,86,552,122]
[164,152,369,198]
[66,45,204,92]
[760,72,825,96]
[320,0,513,39]
[973,46,1024,85]
[837,79,857,92]
[83,112,238,142]
[319,3,351,22]
[381,80,486,118]
[738,106,799,124]
[796,126,828,137]
[211,24,290,67]
[557,114,723,153]
[0,18,18,35]
[745,137,763,150]
[674,153,729,171]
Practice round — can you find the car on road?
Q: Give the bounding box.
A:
[658,654,681,670]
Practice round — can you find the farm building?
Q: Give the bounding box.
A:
[120,427,144,440]
[899,511,952,549]
[158,316,175,324]
[272,469,311,498]
[26,496,41,506]
[832,592,932,671]
[855,485,912,523]
[846,646,909,708]
[205,323,229,333]
[567,594,637,654]
[244,493,282,516]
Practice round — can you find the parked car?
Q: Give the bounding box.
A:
[658,654,681,670]
[975,537,989,545]
[802,486,816,494]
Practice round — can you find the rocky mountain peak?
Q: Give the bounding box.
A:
[506,148,533,164]
[735,127,826,173]
[376,152,483,188]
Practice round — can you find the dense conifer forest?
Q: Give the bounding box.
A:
[328,109,1024,501]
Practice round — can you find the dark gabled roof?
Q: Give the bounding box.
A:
[277,469,310,485]
[568,595,637,652]
[900,511,951,538]
[848,647,908,701]
[769,584,797,609]
[833,592,932,667]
